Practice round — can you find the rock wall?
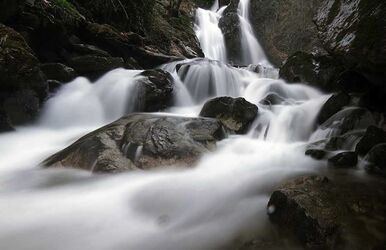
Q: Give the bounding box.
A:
[250,0,322,67]
[0,0,204,131]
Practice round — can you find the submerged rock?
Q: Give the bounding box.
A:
[317,108,376,139]
[42,113,226,172]
[305,149,327,160]
[365,143,386,178]
[268,175,386,249]
[317,92,351,125]
[134,69,174,112]
[259,93,287,106]
[328,152,358,168]
[200,97,258,134]
[356,126,386,156]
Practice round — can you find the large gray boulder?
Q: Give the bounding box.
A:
[42,113,226,172]
[268,175,386,249]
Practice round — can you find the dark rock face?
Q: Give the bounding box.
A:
[268,175,386,249]
[315,0,386,76]
[317,92,351,125]
[67,55,125,80]
[134,69,174,112]
[0,0,25,23]
[200,97,258,134]
[0,24,47,130]
[259,93,287,106]
[74,0,155,35]
[365,143,386,177]
[40,63,77,83]
[42,113,226,172]
[0,109,14,132]
[279,51,345,91]
[356,126,386,156]
[305,149,327,160]
[328,152,358,168]
[219,1,242,64]
[250,0,323,66]
[318,108,376,139]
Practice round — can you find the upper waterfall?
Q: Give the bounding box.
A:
[238,0,270,65]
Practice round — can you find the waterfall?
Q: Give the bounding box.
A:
[0,1,332,250]
[238,0,270,65]
[194,4,227,61]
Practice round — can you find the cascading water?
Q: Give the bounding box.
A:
[238,0,270,65]
[0,1,332,250]
[194,1,227,61]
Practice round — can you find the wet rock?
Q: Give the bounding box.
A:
[317,92,351,125]
[134,69,174,112]
[328,152,358,168]
[259,93,287,106]
[0,24,47,126]
[42,113,226,172]
[250,0,323,66]
[315,0,386,75]
[317,108,376,139]
[40,63,77,83]
[268,175,386,249]
[356,126,386,156]
[279,51,345,91]
[219,10,242,65]
[67,55,125,80]
[365,143,386,178]
[200,97,258,134]
[305,149,327,160]
[47,80,63,94]
[0,109,14,132]
[70,43,111,57]
[2,90,40,125]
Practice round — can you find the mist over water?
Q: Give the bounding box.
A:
[0,1,330,250]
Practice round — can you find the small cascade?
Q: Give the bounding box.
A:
[194,2,227,61]
[39,69,142,128]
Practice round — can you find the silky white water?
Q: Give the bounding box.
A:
[0,1,331,250]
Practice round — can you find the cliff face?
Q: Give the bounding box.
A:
[250,0,323,67]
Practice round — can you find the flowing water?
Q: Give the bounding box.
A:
[0,1,331,250]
